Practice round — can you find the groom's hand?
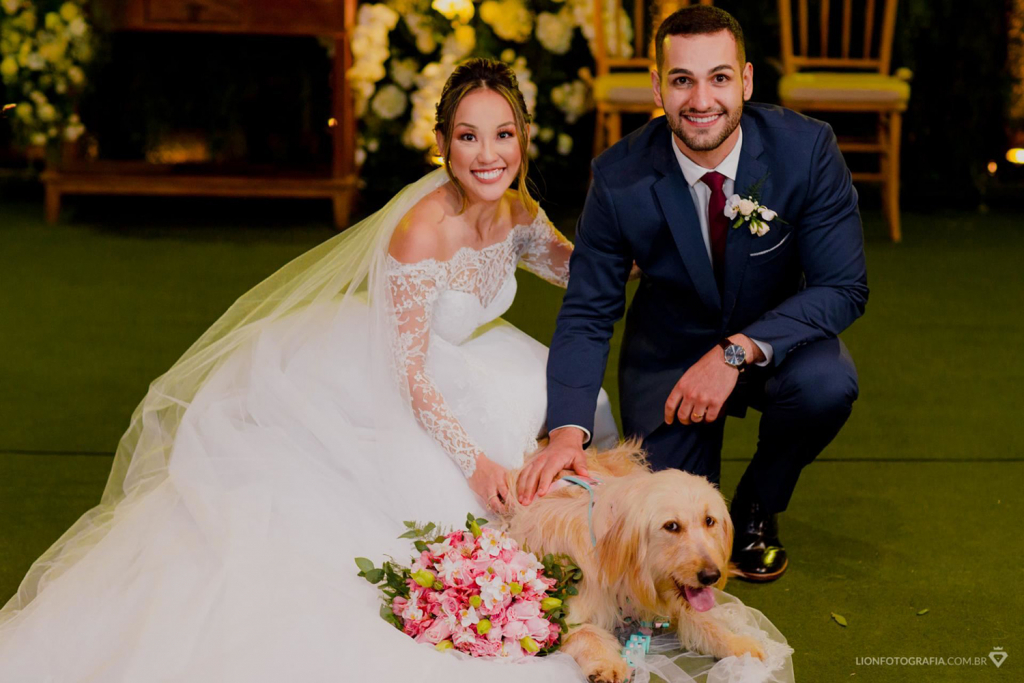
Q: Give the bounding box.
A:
[664,335,764,426]
[517,427,589,505]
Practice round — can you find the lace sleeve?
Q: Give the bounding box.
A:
[385,256,484,478]
[516,208,573,288]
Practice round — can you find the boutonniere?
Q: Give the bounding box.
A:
[724,175,786,237]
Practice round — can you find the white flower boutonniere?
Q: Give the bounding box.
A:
[725,194,782,237]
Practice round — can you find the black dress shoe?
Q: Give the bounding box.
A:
[729,497,789,582]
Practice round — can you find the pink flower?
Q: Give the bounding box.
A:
[508,600,541,621]
[467,636,502,658]
[391,596,407,616]
[416,618,453,645]
[502,619,529,641]
[526,616,552,642]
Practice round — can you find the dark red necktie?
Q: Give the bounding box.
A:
[700,171,728,290]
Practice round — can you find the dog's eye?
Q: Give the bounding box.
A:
[663,521,680,533]
[705,516,715,527]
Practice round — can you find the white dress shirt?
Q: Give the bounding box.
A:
[670,129,774,367]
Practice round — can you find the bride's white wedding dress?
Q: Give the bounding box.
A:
[0,170,793,683]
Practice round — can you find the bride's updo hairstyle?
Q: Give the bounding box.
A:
[434,58,538,217]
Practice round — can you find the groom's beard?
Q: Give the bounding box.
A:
[666,103,743,153]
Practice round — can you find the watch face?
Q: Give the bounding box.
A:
[724,344,745,367]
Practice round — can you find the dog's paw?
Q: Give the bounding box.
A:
[726,634,766,661]
[583,653,630,683]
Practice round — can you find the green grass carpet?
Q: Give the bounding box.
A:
[1,189,1022,680]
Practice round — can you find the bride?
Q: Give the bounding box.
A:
[0,58,790,683]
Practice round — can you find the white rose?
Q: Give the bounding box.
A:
[37,103,56,122]
[737,198,756,216]
[64,122,85,141]
[371,83,407,120]
[753,220,770,237]
[15,102,32,122]
[758,206,777,222]
[366,138,379,152]
[390,57,419,90]
[557,132,573,156]
[67,65,85,85]
[355,147,367,166]
[441,24,475,59]
[24,52,45,70]
[68,16,87,37]
[29,90,47,105]
[538,127,554,142]
[30,131,47,146]
[535,12,572,55]
[2,0,21,15]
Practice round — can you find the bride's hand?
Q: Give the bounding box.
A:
[468,455,511,514]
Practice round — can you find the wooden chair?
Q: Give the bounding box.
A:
[590,0,714,157]
[777,0,910,242]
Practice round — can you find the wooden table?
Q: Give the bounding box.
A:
[42,0,358,229]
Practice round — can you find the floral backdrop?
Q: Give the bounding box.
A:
[345,0,634,201]
[0,0,94,152]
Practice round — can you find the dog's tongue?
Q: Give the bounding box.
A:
[684,586,716,612]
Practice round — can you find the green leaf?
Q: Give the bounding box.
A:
[566,585,578,596]
[365,568,385,584]
[831,612,848,627]
[475,517,489,526]
[355,557,375,574]
[732,216,745,229]
[403,521,416,529]
[422,522,436,535]
[398,530,420,539]
[917,608,929,616]
[414,540,429,553]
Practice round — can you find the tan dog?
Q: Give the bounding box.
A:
[503,441,766,683]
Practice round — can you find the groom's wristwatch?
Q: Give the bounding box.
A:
[718,339,746,371]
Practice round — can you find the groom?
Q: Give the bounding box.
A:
[518,6,867,582]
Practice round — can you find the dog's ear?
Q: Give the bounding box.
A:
[717,509,734,590]
[598,504,658,609]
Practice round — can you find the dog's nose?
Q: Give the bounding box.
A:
[697,567,720,586]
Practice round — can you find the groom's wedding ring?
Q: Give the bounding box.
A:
[691,412,705,422]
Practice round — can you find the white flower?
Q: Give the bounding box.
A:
[475,572,510,611]
[2,0,22,15]
[36,102,56,122]
[354,147,367,166]
[724,194,741,219]
[366,138,379,152]
[29,131,46,146]
[528,142,539,158]
[15,102,32,122]
[29,90,46,105]
[371,83,407,120]
[390,57,419,90]
[538,127,554,142]
[535,10,574,55]
[737,198,756,217]
[404,14,436,55]
[431,0,473,23]
[24,52,44,70]
[441,24,475,59]
[551,79,591,124]
[758,206,777,221]
[500,48,516,63]
[557,132,573,155]
[67,16,86,38]
[569,0,632,59]
[458,605,480,628]
[509,56,537,115]
[752,220,770,237]
[403,56,458,150]
[67,65,84,85]
[64,121,84,141]
[401,590,425,622]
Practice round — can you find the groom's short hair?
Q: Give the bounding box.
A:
[655,5,746,71]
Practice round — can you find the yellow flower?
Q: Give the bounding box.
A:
[431,0,473,23]
[59,2,78,21]
[476,618,492,634]
[44,11,61,30]
[520,636,540,653]
[435,640,455,651]
[0,56,18,79]
[541,596,563,611]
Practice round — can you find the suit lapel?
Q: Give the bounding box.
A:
[651,130,722,314]
[722,117,767,327]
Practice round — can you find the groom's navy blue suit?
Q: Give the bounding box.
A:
[546,103,868,512]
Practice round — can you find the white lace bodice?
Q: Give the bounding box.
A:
[385,208,572,477]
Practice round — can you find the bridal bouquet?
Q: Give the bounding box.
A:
[356,514,581,659]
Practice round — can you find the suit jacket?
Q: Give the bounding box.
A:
[546,103,869,439]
